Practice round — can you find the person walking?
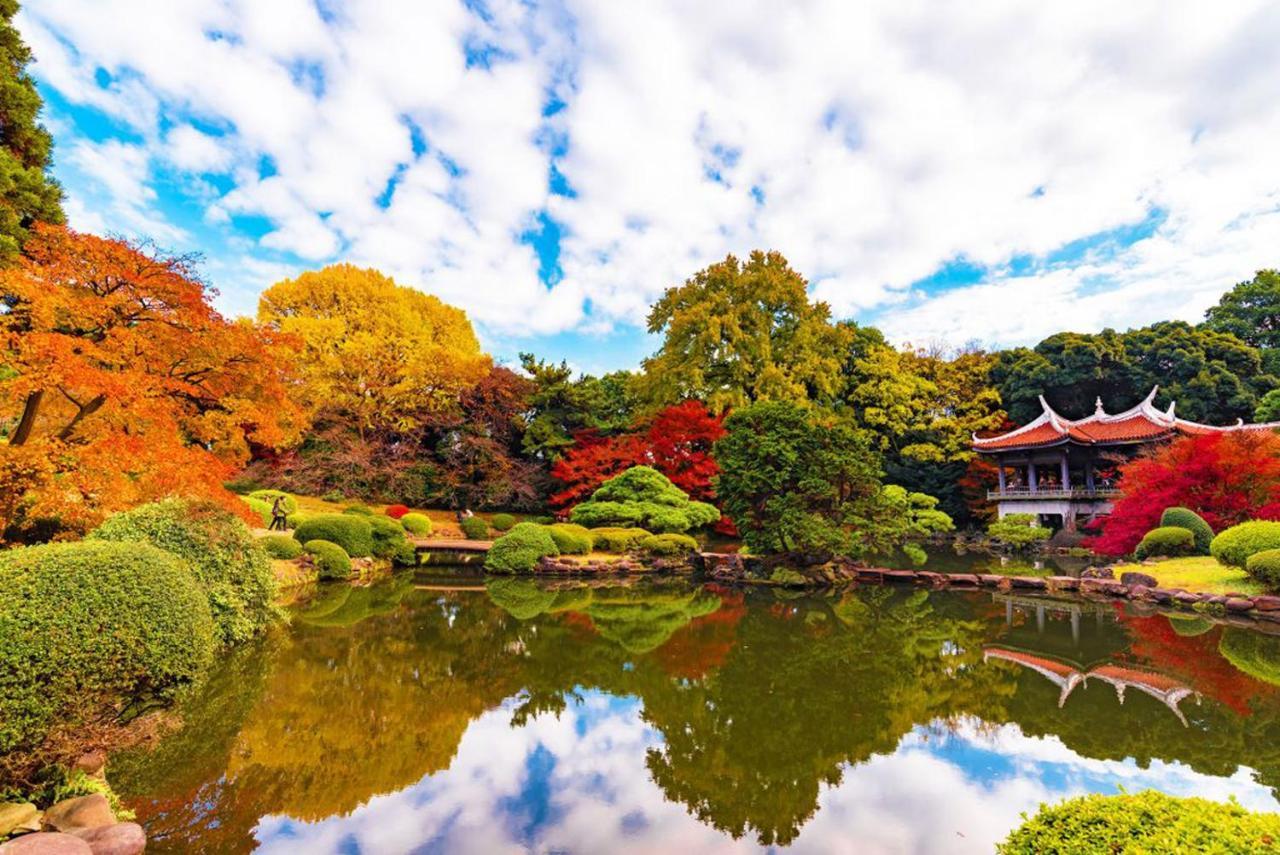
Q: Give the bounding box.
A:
[269,495,289,531]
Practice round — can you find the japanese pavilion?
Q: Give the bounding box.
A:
[973,386,1280,530]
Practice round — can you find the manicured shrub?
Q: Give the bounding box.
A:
[286,512,309,529]
[485,522,560,573]
[248,489,298,516]
[546,523,593,554]
[1211,521,1280,568]
[997,790,1280,854]
[570,466,721,533]
[322,489,344,503]
[259,534,303,560]
[0,541,216,753]
[491,513,517,532]
[242,495,273,526]
[384,504,410,520]
[987,513,1052,549]
[1246,548,1280,588]
[529,515,556,525]
[292,513,375,558]
[304,540,352,581]
[90,499,278,646]
[367,515,413,562]
[461,516,489,539]
[400,512,432,535]
[639,533,698,556]
[1134,526,1195,560]
[343,504,375,516]
[1160,506,1214,554]
[588,527,652,553]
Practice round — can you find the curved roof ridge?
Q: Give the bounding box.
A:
[972,406,1060,446]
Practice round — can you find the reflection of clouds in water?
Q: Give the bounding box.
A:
[251,696,1280,854]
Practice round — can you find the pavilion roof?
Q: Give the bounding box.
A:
[973,386,1280,453]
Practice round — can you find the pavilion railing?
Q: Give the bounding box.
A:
[987,488,1122,501]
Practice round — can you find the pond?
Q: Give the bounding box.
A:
[110,575,1280,853]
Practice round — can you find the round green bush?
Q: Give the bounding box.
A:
[1134,526,1195,560]
[1211,520,1280,568]
[485,522,560,573]
[241,495,273,526]
[639,533,698,556]
[321,489,344,503]
[588,527,652,553]
[0,541,216,753]
[998,790,1280,854]
[304,540,353,581]
[461,516,489,540]
[90,499,278,646]
[1160,506,1214,554]
[367,515,411,560]
[292,513,375,558]
[343,504,375,516]
[490,513,517,532]
[400,512,432,535]
[1246,548,1280,588]
[259,534,302,560]
[286,512,309,529]
[569,466,722,533]
[248,489,298,516]
[546,523,593,555]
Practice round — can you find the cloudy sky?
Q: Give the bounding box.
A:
[17,0,1280,372]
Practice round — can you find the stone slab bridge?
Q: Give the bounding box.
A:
[410,538,493,563]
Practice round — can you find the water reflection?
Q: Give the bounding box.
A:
[111,576,1280,853]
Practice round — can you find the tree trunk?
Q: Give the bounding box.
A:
[57,394,107,441]
[11,391,43,446]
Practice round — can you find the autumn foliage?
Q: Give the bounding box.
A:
[0,224,304,538]
[1087,431,1280,556]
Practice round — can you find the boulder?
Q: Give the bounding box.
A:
[0,803,40,838]
[1147,588,1176,604]
[1225,597,1256,613]
[69,824,145,855]
[1120,571,1158,588]
[1128,584,1152,600]
[41,796,113,834]
[977,574,1006,587]
[0,833,92,855]
[947,574,980,586]
[1253,595,1280,612]
[883,570,916,583]
[1174,591,1202,605]
[1010,576,1047,590]
[1046,576,1079,591]
[1080,567,1115,579]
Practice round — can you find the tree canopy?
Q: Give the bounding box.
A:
[569,466,720,533]
[1204,269,1280,374]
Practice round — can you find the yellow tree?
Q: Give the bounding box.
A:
[258,264,489,437]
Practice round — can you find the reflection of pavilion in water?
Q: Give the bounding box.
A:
[984,593,1200,725]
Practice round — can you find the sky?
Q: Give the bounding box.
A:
[16,0,1280,374]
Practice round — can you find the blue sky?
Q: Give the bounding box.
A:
[18,1,1280,372]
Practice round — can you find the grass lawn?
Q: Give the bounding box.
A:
[1111,555,1266,596]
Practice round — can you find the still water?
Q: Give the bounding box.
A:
[112,575,1280,854]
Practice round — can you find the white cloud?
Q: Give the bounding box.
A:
[18,0,1280,349]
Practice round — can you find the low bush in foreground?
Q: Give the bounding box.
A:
[1246,548,1280,588]
[1160,506,1214,554]
[304,540,353,580]
[1211,521,1280,568]
[259,534,303,560]
[292,513,375,558]
[461,516,489,539]
[640,533,698,556]
[546,523,593,554]
[485,523,560,573]
[0,541,216,755]
[90,499,278,646]
[400,512,432,535]
[588,527,652,552]
[1134,526,1195,560]
[998,790,1280,854]
[491,513,516,532]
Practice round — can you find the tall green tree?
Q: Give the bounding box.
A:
[638,251,848,412]
[0,0,63,260]
[518,356,638,461]
[1204,270,1280,374]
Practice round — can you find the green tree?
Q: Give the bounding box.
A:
[518,355,636,461]
[0,0,64,259]
[638,251,848,412]
[569,465,720,533]
[1205,270,1280,374]
[987,513,1052,549]
[1256,388,1280,423]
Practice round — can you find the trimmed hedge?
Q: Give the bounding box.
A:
[259,534,303,560]
[248,489,298,516]
[485,523,560,573]
[1246,548,1280,588]
[640,533,698,556]
[90,499,278,646]
[343,504,375,516]
[304,540,352,581]
[0,541,216,753]
[400,512,432,535]
[384,504,410,520]
[1134,526,1195,560]
[292,513,375,558]
[998,790,1280,854]
[242,495,273,526]
[491,513,517,532]
[367,515,411,560]
[1160,506,1214,554]
[461,516,489,539]
[589,527,652,553]
[1211,521,1280,568]
[546,523,593,554]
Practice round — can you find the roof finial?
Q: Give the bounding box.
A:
[1144,385,1160,405]
[1038,394,1053,415]
[1094,396,1105,416]
[1166,400,1176,420]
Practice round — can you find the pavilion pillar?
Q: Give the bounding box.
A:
[1060,453,1070,489]
[1085,459,1095,491]
[997,464,1007,492]
[1028,462,1038,492]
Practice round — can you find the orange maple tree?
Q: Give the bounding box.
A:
[0,224,305,538]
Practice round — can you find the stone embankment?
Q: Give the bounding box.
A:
[0,755,145,855]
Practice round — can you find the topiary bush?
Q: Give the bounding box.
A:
[367,515,411,560]
[1246,548,1280,588]
[304,540,352,581]
[1211,520,1280,568]
[259,534,303,560]
[0,541,216,754]
[90,498,278,646]
[491,513,517,532]
[987,513,1052,549]
[1134,526,1195,560]
[461,516,489,539]
[400,512,432,535]
[639,533,698,556]
[589,527,652,553]
[570,466,721,533]
[546,523,593,554]
[485,522,560,573]
[1160,506,1214,554]
[248,489,298,516]
[241,495,273,526]
[384,504,410,520]
[343,504,375,516]
[292,513,375,558]
[997,790,1280,854]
